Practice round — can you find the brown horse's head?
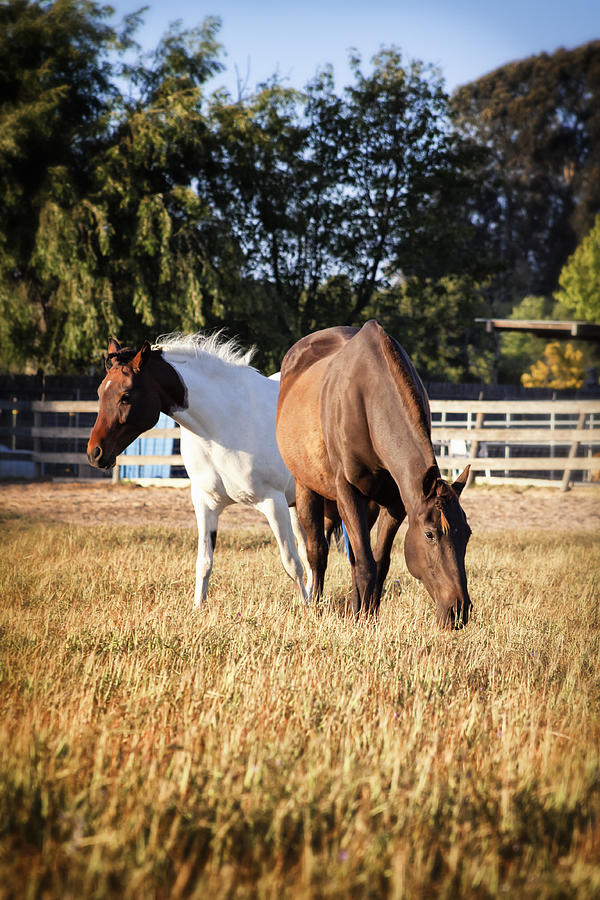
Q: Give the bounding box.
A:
[403,465,472,628]
[87,338,163,470]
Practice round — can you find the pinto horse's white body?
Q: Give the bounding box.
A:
[152,335,310,605]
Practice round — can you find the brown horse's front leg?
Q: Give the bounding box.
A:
[344,502,380,615]
[295,483,328,602]
[372,506,403,611]
[335,479,377,615]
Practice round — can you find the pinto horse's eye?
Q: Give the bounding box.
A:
[120,394,131,405]
[425,530,436,543]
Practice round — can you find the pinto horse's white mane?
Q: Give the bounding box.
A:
[153,331,256,368]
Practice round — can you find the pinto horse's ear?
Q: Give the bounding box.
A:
[452,465,471,497]
[422,465,439,500]
[131,340,152,374]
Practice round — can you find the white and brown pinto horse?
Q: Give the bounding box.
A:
[276,320,472,628]
[87,334,310,605]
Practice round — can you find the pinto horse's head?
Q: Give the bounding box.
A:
[87,338,163,470]
[403,465,472,629]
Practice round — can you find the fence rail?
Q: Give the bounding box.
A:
[1,398,599,490]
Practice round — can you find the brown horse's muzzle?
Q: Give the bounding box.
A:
[437,593,472,629]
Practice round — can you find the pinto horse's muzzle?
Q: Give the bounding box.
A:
[87,442,115,469]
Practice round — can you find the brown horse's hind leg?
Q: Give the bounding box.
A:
[296,483,328,602]
[324,499,342,550]
[372,507,404,611]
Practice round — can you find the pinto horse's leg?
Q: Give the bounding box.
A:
[289,506,313,600]
[335,479,377,615]
[295,483,328,602]
[190,488,221,607]
[372,507,403,612]
[256,494,308,604]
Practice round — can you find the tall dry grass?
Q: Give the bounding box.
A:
[0,509,599,898]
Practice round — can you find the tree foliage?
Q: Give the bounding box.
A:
[205,50,482,367]
[1,4,598,383]
[521,342,585,389]
[495,295,556,384]
[451,41,600,309]
[364,275,494,382]
[554,213,600,322]
[0,2,230,371]
[0,0,127,369]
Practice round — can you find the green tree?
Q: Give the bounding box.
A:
[554,213,600,322]
[90,16,228,349]
[207,79,316,358]
[451,42,600,310]
[207,49,484,366]
[0,0,136,370]
[496,295,555,383]
[364,275,494,382]
[0,2,230,372]
[338,49,483,322]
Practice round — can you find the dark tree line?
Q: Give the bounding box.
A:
[1,0,598,380]
[451,42,600,306]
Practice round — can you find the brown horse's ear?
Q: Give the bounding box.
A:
[131,340,152,374]
[452,465,471,497]
[422,465,439,500]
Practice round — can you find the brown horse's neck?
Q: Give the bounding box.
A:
[147,351,187,414]
[371,326,438,513]
[383,431,438,516]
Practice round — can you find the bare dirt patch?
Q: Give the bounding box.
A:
[1,480,599,533]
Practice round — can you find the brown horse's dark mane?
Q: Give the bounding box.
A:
[378,328,431,440]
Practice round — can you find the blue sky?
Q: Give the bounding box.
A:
[108,0,600,94]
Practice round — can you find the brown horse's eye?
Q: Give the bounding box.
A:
[425,530,436,543]
[120,395,131,405]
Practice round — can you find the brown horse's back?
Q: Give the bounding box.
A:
[276,357,335,501]
[278,326,358,402]
[277,326,361,500]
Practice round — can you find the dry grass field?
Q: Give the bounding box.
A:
[1,483,599,898]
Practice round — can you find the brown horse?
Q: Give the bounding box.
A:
[276,320,472,627]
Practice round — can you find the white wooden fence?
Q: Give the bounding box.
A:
[3,398,600,491]
[429,399,600,490]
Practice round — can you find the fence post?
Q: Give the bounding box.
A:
[11,397,17,451]
[466,408,483,488]
[74,389,80,480]
[504,412,511,478]
[561,411,586,492]
[33,408,41,479]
